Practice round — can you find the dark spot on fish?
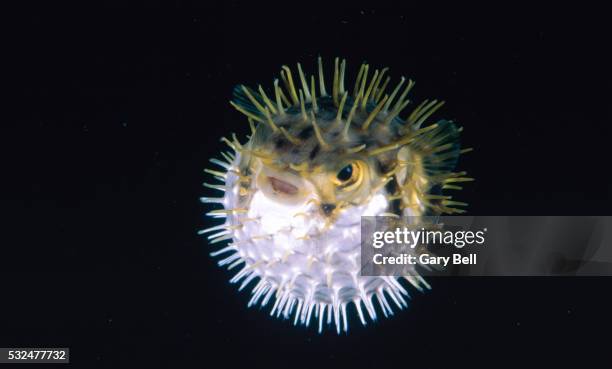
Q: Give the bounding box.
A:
[275,138,287,149]
[390,199,401,214]
[385,179,397,195]
[298,126,314,139]
[309,144,320,160]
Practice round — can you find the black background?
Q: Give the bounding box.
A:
[5,3,611,368]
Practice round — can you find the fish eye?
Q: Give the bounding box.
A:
[332,161,364,191]
[336,164,354,182]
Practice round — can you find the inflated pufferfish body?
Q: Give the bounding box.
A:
[201,58,472,333]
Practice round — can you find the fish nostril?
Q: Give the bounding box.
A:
[321,203,336,216]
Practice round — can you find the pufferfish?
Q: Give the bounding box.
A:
[200,58,472,333]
